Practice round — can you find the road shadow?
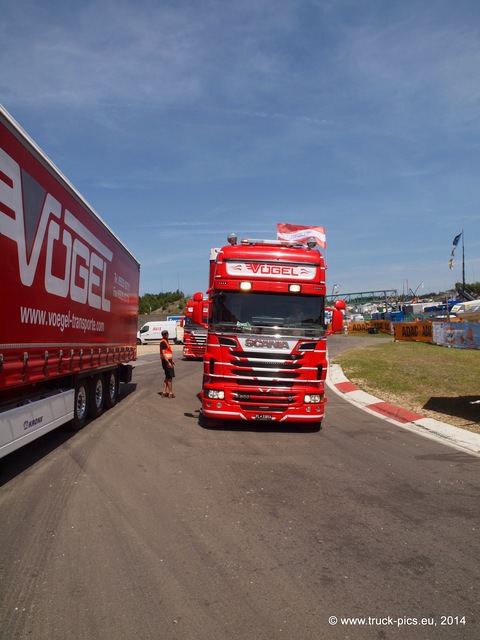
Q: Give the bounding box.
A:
[120,382,137,399]
[0,426,77,486]
[0,385,137,485]
[423,396,480,427]
[196,413,321,433]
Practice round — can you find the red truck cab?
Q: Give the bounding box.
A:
[193,235,343,428]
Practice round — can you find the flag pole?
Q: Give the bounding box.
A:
[462,229,465,297]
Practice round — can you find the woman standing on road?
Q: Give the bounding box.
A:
[160,330,175,398]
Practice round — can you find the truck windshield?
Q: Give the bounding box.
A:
[211,291,326,337]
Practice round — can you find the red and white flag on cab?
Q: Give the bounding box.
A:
[276,223,326,249]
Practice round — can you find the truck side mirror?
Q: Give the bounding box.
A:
[193,291,203,302]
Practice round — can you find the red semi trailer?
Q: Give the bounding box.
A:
[0,105,140,458]
[192,234,343,428]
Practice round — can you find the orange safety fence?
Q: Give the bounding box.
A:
[344,320,391,334]
[393,321,433,343]
[342,319,478,349]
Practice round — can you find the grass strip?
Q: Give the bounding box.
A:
[331,341,479,433]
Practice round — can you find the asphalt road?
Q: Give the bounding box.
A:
[0,336,479,640]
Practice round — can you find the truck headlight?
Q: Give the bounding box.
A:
[206,390,225,400]
[304,393,323,404]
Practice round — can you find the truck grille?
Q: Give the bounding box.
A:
[187,330,207,345]
[232,389,300,412]
[230,350,305,393]
[207,338,324,413]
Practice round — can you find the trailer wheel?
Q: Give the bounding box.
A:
[72,379,89,430]
[88,374,105,418]
[104,369,119,409]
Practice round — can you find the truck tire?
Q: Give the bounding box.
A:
[72,379,89,430]
[88,374,105,418]
[104,369,119,409]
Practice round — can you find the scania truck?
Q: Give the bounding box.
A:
[192,234,343,428]
[0,105,140,458]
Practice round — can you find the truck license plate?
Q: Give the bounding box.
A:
[254,414,273,420]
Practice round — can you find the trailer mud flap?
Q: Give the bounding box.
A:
[118,364,134,384]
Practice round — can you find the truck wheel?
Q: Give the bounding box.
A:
[88,374,105,418]
[72,380,89,430]
[104,370,119,409]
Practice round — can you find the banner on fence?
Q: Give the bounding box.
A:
[345,320,392,334]
[433,322,479,349]
[394,322,433,343]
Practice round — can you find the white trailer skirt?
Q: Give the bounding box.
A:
[0,389,75,459]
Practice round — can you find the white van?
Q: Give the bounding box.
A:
[137,320,178,345]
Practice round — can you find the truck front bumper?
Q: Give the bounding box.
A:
[201,393,325,423]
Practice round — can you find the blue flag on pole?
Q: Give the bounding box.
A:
[449,232,462,269]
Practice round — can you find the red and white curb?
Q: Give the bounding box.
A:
[327,364,480,457]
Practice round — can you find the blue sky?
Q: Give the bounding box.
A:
[1,0,479,298]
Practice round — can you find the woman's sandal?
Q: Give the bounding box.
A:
[169,393,175,398]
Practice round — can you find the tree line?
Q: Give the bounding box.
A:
[138,291,187,315]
